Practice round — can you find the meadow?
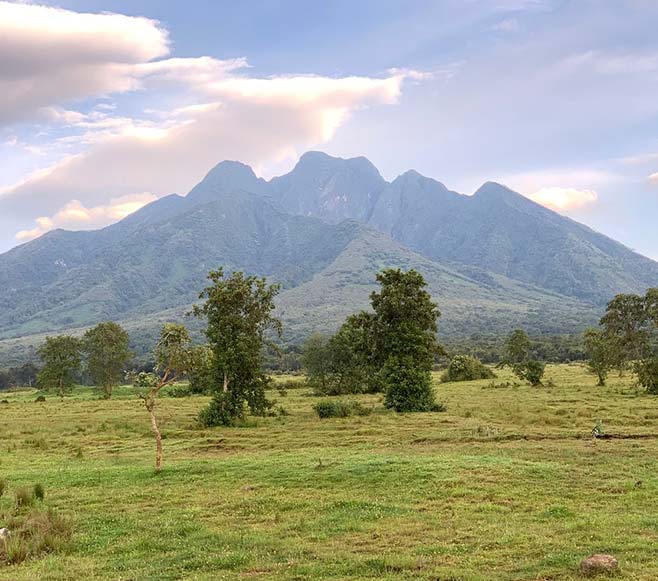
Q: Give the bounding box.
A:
[1,364,658,580]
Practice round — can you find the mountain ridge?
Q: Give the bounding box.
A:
[0,150,655,363]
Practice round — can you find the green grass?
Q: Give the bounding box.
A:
[1,364,658,579]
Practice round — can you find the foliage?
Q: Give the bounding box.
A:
[583,328,614,386]
[500,329,545,386]
[600,292,652,372]
[313,400,371,419]
[36,335,82,397]
[635,357,658,394]
[83,322,132,398]
[441,355,495,382]
[368,269,442,412]
[187,345,214,394]
[302,334,332,394]
[194,268,281,427]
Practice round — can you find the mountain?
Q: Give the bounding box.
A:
[1,150,655,363]
[269,153,658,304]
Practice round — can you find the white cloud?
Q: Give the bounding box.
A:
[0,71,407,235]
[527,187,598,211]
[649,172,658,184]
[16,193,157,242]
[0,1,169,126]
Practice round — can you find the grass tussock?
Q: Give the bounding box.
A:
[0,507,72,566]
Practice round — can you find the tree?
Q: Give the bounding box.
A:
[83,322,132,398]
[193,269,281,426]
[36,336,82,397]
[327,312,378,395]
[0,371,11,391]
[187,344,214,394]
[13,362,39,387]
[501,329,545,386]
[504,329,532,365]
[369,269,442,412]
[635,357,658,394]
[302,334,332,394]
[130,324,192,471]
[583,328,614,386]
[600,293,650,374]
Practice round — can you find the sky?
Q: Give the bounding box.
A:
[1,0,658,258]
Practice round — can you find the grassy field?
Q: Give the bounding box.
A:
[1,364,658,579]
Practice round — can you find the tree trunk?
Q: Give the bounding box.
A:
[105,384,113,399]
[223,371,229,393]
[147,400,163,471]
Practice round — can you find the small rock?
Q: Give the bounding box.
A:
[579,554,618,577]
[242,485,255,492]
[0,528,10,540]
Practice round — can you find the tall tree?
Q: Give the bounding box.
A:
[370,269,442,412]
[83,321,132,398]
[130,324,193,471]
[600,293,650,374]
[36,336,82,397]
[302,333,332,394]
[583,328,614,386]
[501,329,545,386]
[193,268,281,426]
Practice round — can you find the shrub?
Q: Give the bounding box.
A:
[635,357,658,394]
[34,396,46,403]
[165,385,192,398]
[441,355,495,382]
[0,478,6,498]
[510,360,546,386]
[313,400,372,419]
[33,484,45,502]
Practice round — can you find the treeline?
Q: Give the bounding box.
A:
[0,362,39,391]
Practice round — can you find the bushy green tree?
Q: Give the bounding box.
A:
[83,321,132,398]
[583,328,614,386]
[187,345,215,394]
[322,313,377,395]
[36,336,82,397]
[600,293,651,374]
[302,333,332,394]
[442,355,495,382]
[193,269,281,426]
[635,357,658,394]
[130,324,193,471]
[501,329,545,386]
[370,269,442,412]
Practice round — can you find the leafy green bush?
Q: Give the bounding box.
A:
[34,396,46,403]
[313,400,372,419]
[515,360,546,386]
[33,484,45,502]
[441,355,495,382]
[635,357,658,394]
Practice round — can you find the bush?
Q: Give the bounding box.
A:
[34,396,46,403]
[441,355,496,382]
[314,400,372,419]
[516,360,546,386]
[0,479,6,498]
[33,484,45,502]
[165,384,192,398]
[635,357,658,394]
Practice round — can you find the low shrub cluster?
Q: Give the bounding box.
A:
[441,355,495,382]
[313,400,372,419]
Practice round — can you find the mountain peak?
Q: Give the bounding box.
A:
[187,160,265,202]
